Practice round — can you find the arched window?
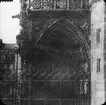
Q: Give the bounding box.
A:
[8,55,12,61]
[1,55,5,60]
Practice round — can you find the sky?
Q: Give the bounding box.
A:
[0,0,20,43]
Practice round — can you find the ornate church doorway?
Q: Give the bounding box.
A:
[23,18,91,105]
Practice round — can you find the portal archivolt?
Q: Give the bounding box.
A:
[30,18,91,105]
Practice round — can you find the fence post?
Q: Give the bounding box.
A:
[29,63,32,105]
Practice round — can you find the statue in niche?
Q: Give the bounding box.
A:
[56,0,67,9]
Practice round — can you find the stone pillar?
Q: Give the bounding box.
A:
[90,0,105,105]
[104,1,106,101]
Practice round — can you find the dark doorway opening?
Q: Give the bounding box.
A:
[23,19,91,105]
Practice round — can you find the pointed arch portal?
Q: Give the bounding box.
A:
[26,18,91,105]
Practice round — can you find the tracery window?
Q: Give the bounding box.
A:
[30,0,41,9]
[56,0,67,9]
[42,0,54,9]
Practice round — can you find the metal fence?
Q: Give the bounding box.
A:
[19,60,91,105]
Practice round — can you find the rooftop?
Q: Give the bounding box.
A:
[2,43,17,50]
